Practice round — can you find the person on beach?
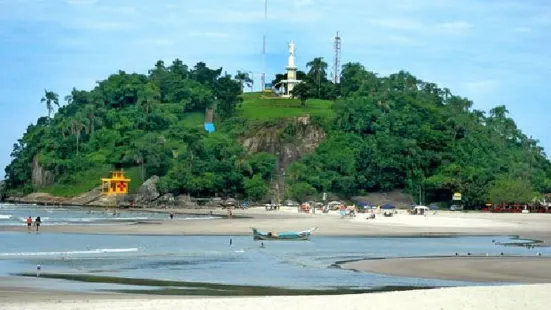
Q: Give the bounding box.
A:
[35,216,41,231]
[169,212,174,220]
[26,216,32,231]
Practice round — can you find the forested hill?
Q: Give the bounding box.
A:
[3,58,551,207]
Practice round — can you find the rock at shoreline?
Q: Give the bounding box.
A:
[70,187,103,205]
[135,176,160,206]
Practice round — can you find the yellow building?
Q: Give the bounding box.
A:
[101,170,131,196]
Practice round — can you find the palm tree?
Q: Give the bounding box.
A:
[70,118,88,154]
[40,90,60,119]
[83,104,98,134]
[234,71,253,92]
[306,58,328,98]
[137,83,161,130]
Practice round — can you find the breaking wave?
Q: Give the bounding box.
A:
[0,248,139,257]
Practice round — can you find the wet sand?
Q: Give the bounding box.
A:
[342,256,551,283]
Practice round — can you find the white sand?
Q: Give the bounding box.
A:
[2,284,549,310]
[351,211,522,228]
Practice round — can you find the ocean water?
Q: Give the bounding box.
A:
[1,232,549,291]
[0,204,215,226]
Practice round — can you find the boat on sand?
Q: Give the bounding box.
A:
[251,227,317,241]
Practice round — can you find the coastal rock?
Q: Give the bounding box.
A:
[70,186,103,205]
[242,115,326,171]
[242,116,325,199]
[93,194,123,207]
[31,156,55,189]
[135,175,160,206]
[22,192,69,204]
[175,194,198,208]
[155,193,175,207]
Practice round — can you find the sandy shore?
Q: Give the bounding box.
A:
[1,207,551,308]
[2,208,551,244]
[1,284,549,310]
[342,256,551,283]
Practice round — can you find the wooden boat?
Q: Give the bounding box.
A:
[251,227,317,241]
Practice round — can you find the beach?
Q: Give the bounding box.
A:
[1,205,551,309]
[341,256,551,283]
[2,207,550,242]
[1,284,549,310]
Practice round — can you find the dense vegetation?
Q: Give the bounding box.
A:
[3,57,551,206]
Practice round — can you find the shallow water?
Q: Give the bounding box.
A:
[0,204,214,226]
[1,232,549,291]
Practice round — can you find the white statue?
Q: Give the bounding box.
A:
[288,41,295,57]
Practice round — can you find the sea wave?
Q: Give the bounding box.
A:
[0,248,139,257]
[0,215,12,220]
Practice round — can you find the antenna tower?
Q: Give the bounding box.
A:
[261,0,268,91]
[333,31,341,84]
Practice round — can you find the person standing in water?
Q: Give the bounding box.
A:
[26,216,33,232]
[35,217,41,232]
[169,212,174,220]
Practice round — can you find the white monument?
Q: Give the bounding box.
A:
[278,40,302,98]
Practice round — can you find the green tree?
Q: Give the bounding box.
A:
[486,176,539,204]
[137,82,161,130]
[244,174,268,201]
[70,117,88,154]
[288,182,317,202]
[234,71,253,92]
[306,57,328,98]
[41,90,60,119]
[291,79,314,107]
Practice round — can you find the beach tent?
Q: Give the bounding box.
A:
[414,205,429,210]
[381,203,395,210]
[413,205,429,215]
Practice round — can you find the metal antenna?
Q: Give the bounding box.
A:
[333,31,341,84]
[261,0,268,91]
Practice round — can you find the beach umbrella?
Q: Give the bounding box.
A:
[381,203,395,209]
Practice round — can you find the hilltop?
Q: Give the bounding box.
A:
[3,58,551,207]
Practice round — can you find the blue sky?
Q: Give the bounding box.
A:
[0,0,550,173]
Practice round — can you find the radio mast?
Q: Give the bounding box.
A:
[261,0,268,91]
[333,31,342,84]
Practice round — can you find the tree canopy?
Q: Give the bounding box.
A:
[4,57,550,206]
[283,60,551,205]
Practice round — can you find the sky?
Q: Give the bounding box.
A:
[0,0,550,174]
